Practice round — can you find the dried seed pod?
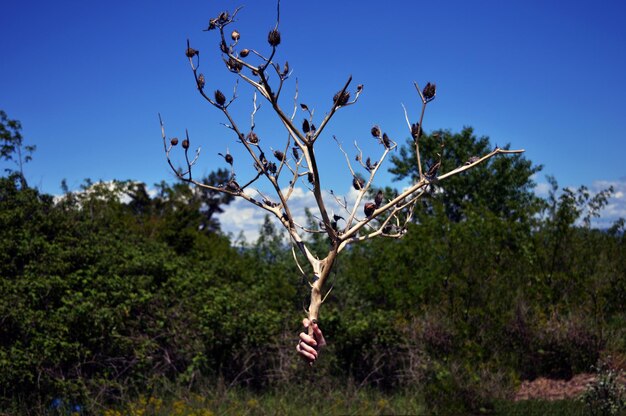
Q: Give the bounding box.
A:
[206,18,218,31]
[268,29,281,47]
[371,125,381,138]
[240,49,250,58]
[231,30,240,41]
[273,150,285,162]
[197,74,205,90]
[226,57,242,73]
[333,90,350,106]
[374,190,384,207]
[365,157,377,171]
[382,133,391,149]
[364,202,376,217]
[307,172,314,184]
[282,61,289,76]
[218,11,229,23]
[225,179,240,192]
[170,137,179,146]
[356,84,363,92]
[411,123,423,140]
[292,147,300,159]
[182,139,190,149]
[352,175,365,190]
[300,103,309,111]
[246,131,259,144]
[185,47,198,58]
[267,162,277,174]
[219,152,234,165]
[214,90,226,106]
[310,124,316,132]
[423,82,436,100]
[302,119,310,134]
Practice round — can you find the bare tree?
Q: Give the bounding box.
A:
[159,4,523,346]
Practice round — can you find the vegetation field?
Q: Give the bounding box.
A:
[2,112,625,414]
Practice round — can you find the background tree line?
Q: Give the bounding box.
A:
[1,112,624,414]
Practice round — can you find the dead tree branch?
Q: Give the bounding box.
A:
[161,4,525,354]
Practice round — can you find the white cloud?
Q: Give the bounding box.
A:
[589,177,626,228]
[534,177,626,228]
[533,181,552,197]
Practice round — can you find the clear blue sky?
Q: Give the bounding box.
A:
[2,0,625,213]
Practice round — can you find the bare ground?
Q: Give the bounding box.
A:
[514,373,596,401]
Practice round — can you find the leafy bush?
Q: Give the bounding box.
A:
[581,359,626,416]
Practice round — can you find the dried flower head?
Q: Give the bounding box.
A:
[273,150,285,162]
[365,157,377,172]
[218,11,229,24]
[302,119,310,134]
[214,90,226,106]
[225,178,240,193]
[170,137,179,146]
[240,49,250,58]
[382,133,391,149]
[226,57,243,73]
[185,47,198,58]
[411,123,422,140]
[371,125,381,138]
[423,82,436,100]
[375,190,384,207]
[364,202,376,217]
[307,172,314,184]
[231,30,240,41]
[219,152,234,165]
[206,18,218,31]
[182,139,190,149]
[197,74,205,90]
[246,131,259,144]
[292,147,300,160]
[268,29,281,47]
[352,175,365,190]
[333,90,350,106]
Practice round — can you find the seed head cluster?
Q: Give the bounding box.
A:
[268,29,281,47]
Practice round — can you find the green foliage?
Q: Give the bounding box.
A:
[1,118,625,413]
[494,399,586,416]
[0,110,35,188]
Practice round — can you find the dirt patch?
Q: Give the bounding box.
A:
[514,373,595,401]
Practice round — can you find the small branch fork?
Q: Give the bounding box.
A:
[161,4,524,342]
